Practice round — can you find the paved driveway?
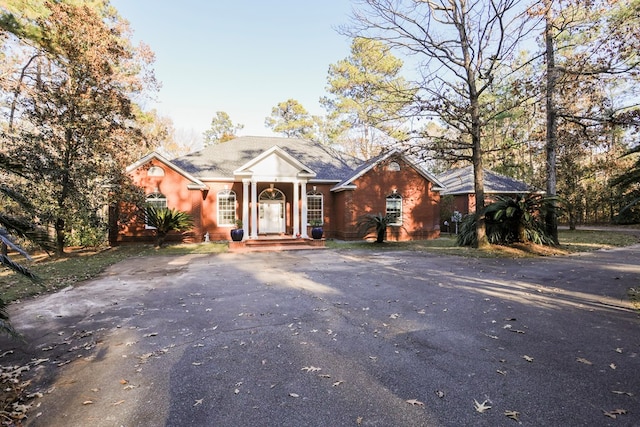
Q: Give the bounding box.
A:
[2,245,639,426]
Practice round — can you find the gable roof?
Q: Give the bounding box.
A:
[332,149,446,192]
[234,145,317,179]
[437,166,535,195]
[126,151,208,190]
[171,136,361,181]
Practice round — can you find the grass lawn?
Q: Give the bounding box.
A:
[1,229,638,304]
[327,229,640,257]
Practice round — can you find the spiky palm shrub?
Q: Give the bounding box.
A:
[1,152,52,337]
[357,213,394,243]
[457,194,560,247]
[145,206,193,247]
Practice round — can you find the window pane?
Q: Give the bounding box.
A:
[145,193,167,228]
[386,194,402,225]
[307,193,323,224]
[217,190,236,226]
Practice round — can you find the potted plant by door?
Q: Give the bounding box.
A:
[310,220,323,240]
[230,219,244,242]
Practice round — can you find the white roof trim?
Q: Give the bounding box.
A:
[126,151,208,190]
[332,149,445,192]
[233,145,317,178]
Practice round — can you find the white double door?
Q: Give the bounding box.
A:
[259,201,285,234]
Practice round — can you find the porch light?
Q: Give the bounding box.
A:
[313,185,317,191]
[269,183,274,191]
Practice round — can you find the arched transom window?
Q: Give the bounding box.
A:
[259,187,285,200]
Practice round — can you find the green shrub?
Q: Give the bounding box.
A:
[457,194,560,247]
[357,213,394,243]
[144,206,193,247]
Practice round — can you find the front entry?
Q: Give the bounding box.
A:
[258,188,285,234]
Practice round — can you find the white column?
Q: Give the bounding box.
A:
[250,179,258,239]
[300,180,308,238]
[242,179,250,241]
[292,179,299,237]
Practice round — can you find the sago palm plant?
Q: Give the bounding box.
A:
[1,152,52,337]
[457,194,560,247]
[357,212,394,243]
[145,206,193,247]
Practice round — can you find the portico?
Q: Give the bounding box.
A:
[235,146,316,241]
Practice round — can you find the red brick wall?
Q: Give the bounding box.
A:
[119,160,205,244]
[120,156,441,244]
[338,156,440,241]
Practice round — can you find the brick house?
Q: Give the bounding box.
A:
[437,166,537,216]
[118,136,444,244]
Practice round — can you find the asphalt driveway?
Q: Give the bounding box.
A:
[1,244,639,426]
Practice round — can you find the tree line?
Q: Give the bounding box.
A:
[221,0,640,247]
[1,0,639,265]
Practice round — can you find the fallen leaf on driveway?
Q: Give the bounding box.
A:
[610,363,616,370]
[603,408,627,419]
[389,313,400,319]
[193,399,203,407]
[474,399,492,413]
[356,416,363,425]
[615,347,623,353]
[289,393,300,398]
[435,390,445,398]
[611,390,633,396]
[301,366,321,372]
[504,410,520,421]
[523,355,534,362]
[576,357,592,365]
[406,399,424,406]
[332,381,344,387]
[112,400,125,406]
[82,400,93,405]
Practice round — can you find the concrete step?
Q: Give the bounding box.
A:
[228,238,325,252]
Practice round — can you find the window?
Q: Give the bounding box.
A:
[388,161,400,171]
[217,189,237,227]
[386,193,402,225]
[307,191,323,225]
[145,192,167,228]
[147,166,165,177]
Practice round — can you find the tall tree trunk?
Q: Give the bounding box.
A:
[544,0,559,244]
[456,0,488,248]
[55,217,65,255]
[471,113,488,248]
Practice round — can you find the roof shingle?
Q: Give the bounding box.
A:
[171,136,361,181]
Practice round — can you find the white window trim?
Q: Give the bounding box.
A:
[145,192,167,229]
[386,193,403,226]
[217,189,237,228]
[306,191,324,225]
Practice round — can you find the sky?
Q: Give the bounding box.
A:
[110,1,355,140]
